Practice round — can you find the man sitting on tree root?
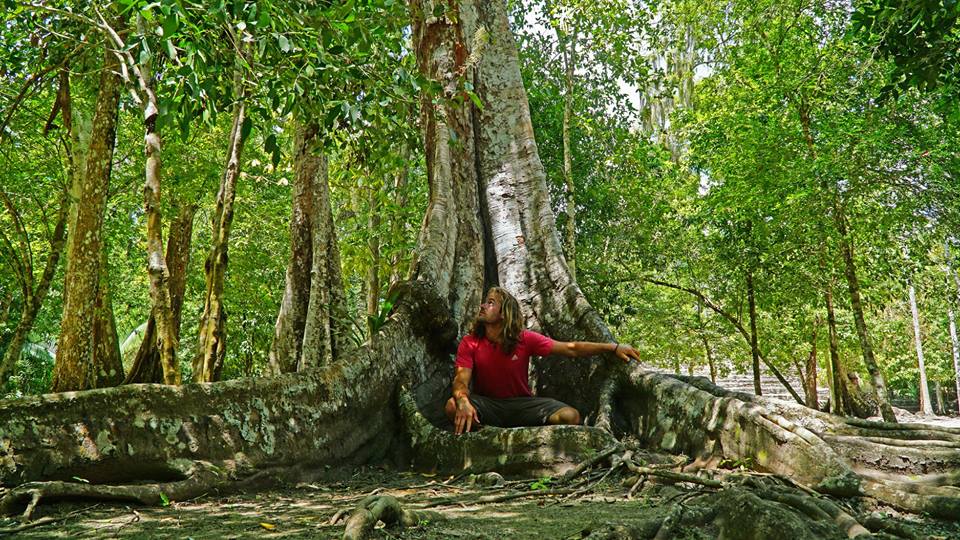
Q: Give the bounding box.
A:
[445,287,640,434]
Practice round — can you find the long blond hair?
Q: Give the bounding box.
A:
[471,287,524,354]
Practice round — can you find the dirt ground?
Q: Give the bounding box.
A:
[3,464,959,540]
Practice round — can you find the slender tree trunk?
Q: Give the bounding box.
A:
[825,285,846,415]
[51,46,123,392]
[126,204,196,383]
[388,161,410,287]
[908,279,933,414]
[696,301,716,384]
[945,241,960,414]
[805,319,819,409]
[933,380,944,415]
[269,123,318,375]
[366,188,381,338]
[300,153,349,368]
[745,268,762,395]
[558,23,577,280]
[835,206,897,422]
[949,307,960,415]
[0,194,68,385]
[141,65,180,385]
[193,93,247,382]
[645,278,803,404]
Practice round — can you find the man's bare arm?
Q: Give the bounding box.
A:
[452,366,479,434]
[452,366,472,400]
[550,341,641,363]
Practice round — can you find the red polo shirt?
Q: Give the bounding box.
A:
[454,330,555,398]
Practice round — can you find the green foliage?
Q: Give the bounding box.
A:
[853,0,960,101]
[529,476,554,491]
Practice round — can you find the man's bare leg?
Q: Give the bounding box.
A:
[547,406,581,425]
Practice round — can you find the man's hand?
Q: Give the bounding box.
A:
[454,396,480,435]
[614,343,641,363]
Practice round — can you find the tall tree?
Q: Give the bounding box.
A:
[947,240,960,414]
[835,206,897,422]
[51,45,125,392]
[193,63,249,382]
[907,274,934,415]
[125,204,196,383]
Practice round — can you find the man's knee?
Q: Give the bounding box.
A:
[547,406,581,425]
[444,397,457,421]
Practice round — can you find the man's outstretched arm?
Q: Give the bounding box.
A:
[451,366,480,434]
[550,340,641,363]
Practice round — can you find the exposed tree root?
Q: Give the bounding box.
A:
[0,505,97,536]
[619,371,960,519]
[0,460,226,521]
[341,494,444,540]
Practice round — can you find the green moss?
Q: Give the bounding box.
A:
[815,471,861,497]
[95,430,116,456]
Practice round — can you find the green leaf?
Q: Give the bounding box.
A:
[465,90,483,110]
[264,133,277,155]
[240,116,253,142]
[162,14,178,37]
[278,34,291,52]
[160,492,170,506]
[164,40,177,60]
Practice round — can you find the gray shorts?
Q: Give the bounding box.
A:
[469,395,571,428]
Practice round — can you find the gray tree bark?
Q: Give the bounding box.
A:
[908,279,933,415]
[299,152,349,369]
[946,240,960,414]
[269,123,320,374]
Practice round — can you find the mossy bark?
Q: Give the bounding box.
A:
[51,45,124,392]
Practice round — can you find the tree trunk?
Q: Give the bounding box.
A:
[557,21,577,281]
[746,267,762,395]
[91,249,124,386]
[934,380,944,416]
[141,65,181,385]
[269,123,319,375]
[696,301,717,384]
[125,204,196,383]
[193,94,247,382]
[299,152,349,369]
[366,188,381,338]
[51,46,124,392]
[388,160,411,287]
[908,279,933,414]
[2,0,959,527]
[0,194,68,386]
[805,320,819,409]
[825,283,848,415]
[946,241,960,415]
[835,207,897,422]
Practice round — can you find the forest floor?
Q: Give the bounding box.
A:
[4,460,960,539]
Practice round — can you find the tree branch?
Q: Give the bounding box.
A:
[644,277,805,405]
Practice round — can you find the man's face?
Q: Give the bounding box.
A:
[478,293,503,323]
